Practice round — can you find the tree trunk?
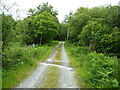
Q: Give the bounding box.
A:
[67,29,69,40]
[89,40,95,51]
[40,34,43,45]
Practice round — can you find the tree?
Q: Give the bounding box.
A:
[56,23,67,41]
[65,5,120,57]
[34,11,59,44]
[66,9,91,43]
[2,14,16,49]
[28,2,58,17]
[15,20,32,45]
[79,20,120,57]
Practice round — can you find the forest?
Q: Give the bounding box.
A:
[1,2,120,88]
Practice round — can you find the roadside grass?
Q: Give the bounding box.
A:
[39,66,59,88]
[65,43,90,88]
[2,62,37,88]
[53,44,62,60]
[53,44,62,65]
[65,42,118,88]
[2,41,58,88]
[53,61,61,65]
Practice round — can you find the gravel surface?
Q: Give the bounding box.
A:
[17,42,78,88]
[58,42,78,88]
[17,43,60,88]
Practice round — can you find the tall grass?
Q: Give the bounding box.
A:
[65,42,118,88]
[2,41,58,88]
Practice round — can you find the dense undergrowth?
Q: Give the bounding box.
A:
[2,41,58,88]
[65,42,119,88]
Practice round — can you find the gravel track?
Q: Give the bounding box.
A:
[17,43,60,88]
[17,42,78,88]
[58,42,78,88]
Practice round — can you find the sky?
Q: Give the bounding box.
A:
[2,0,120,22]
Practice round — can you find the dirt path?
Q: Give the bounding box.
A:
[58,42,78,88]
[17,42,78,88]
[17,43,60,88]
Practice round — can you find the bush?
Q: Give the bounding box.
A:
[85,52,118,88]
[66,43,119,88]
[2,42,48,70]
[2,41,57,88]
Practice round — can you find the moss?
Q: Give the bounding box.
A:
[53,61,61,65]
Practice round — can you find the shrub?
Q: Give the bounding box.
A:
[2,43,48,70]
[66,43,118,88]
[85,52,118,88]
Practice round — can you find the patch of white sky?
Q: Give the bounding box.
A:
[2,0,120,22]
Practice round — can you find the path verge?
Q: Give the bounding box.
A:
[17,42,60,88]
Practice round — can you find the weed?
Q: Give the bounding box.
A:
[2,41,58,88]
[65,42,118,88]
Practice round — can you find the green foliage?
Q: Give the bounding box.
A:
[2,14,16,49]
[2,2,60,46]
[79,20,120,56]
[102,6,120,27]
[85,52,118,88]
[34,11,59,44]
[2,1,120,88]
[65,5,120,57]
[28,2,58,17]
[2,41,57,88]
[2,42,48,70]
[21,3,60,45]
[66,9,91,42]
[56,23,67,41]
[15,20,32,44]
[66,43,118,88]
[2,2,60,76]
